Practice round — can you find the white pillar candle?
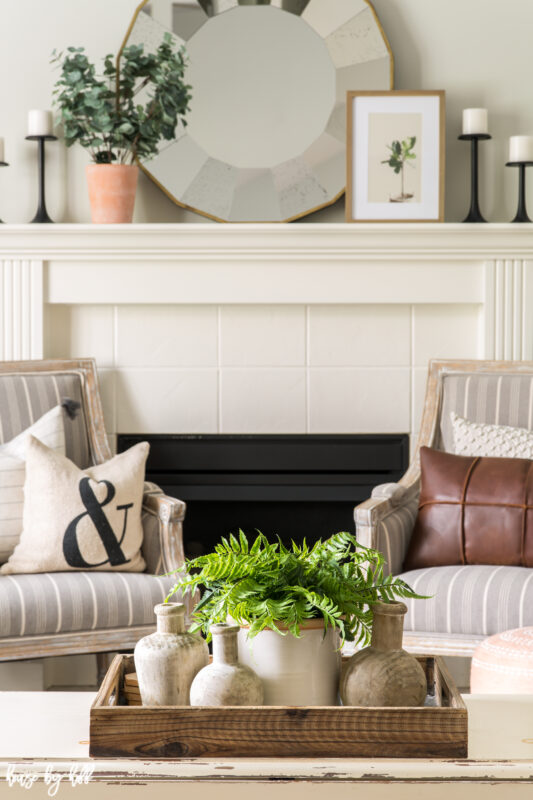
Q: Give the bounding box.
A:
[0,138,4,162]
[27,110,53,137]
[462,108,488,135]
[509,135,533,163]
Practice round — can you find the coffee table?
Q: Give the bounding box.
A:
[0,692,532,798]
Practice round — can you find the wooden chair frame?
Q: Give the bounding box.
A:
[0,359,190,662]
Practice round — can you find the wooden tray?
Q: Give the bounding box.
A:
[90,654,467,759]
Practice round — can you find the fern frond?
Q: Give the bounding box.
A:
[166,529,425,643]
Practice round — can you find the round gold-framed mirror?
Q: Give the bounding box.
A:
[122,0,392,222]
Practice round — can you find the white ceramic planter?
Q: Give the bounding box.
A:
[237,620,341,706]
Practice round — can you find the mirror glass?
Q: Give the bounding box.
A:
[127,0,392,221]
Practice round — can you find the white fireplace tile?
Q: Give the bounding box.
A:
[115,369,218,433]
[220,306,305,366]
[413,305,481,367]
[116,305,218,367]
[308,369,410,433]
[220,369,306,432]
[308,305,411,366]
[44,305,114,367]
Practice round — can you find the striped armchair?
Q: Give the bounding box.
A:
[0,359,190,663]
[355,360,533,657]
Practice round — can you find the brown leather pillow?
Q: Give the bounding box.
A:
[403,446,533,571]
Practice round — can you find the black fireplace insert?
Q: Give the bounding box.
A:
[117,434,409,557]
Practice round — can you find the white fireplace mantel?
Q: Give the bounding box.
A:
[3,222,533,258]
[1,223,533,364]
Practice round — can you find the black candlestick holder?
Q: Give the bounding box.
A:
[505,161,533,223]
[0,161,9,223]
[25,134,57,223]
[458,133,491,222]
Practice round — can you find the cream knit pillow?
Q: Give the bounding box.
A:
[0,405,66,563]
[1,436,149,575]
[451,411,533,459]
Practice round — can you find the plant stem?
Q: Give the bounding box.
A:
[133,76,151,97]
[115,52,121,117]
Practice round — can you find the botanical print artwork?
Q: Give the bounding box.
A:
[381,136,417,203]
[367,112,422,203]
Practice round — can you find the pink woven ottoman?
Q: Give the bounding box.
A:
[470,628,533,693]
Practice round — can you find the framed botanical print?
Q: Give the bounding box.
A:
[346,90,445,222]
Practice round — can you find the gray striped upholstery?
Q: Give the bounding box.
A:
[368,370,533,576]
[0,373,91,468]
[0,572,177,638]
[399,566,533,637]
[357,369,533,644]
[439,372,533,452]
[0,367,176,656]
[372,493,419,577]
[0,370,167,582]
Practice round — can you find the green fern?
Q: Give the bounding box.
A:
[167,531,424,645]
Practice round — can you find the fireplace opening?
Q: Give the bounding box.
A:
[117,434,409,557]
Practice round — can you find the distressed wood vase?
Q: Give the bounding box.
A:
[340,601,427,707]
[190,623,263,706]
[134,602,209,705]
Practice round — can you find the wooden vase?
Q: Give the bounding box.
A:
[86,163,138,223]
[340,601,427,707]
[134,603,209,706]
[190,624,263,706]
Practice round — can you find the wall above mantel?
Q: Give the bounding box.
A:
[4,0,533,225]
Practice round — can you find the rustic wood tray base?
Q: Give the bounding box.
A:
[90,654,467,759]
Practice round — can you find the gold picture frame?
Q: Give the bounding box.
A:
[346,90,445,223]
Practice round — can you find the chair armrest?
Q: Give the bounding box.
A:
[354,479,420,577]
[142,482,187,572]
[141,482,196,622]
[371,482,408,504]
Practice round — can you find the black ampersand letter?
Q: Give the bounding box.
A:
[63,478,133,568]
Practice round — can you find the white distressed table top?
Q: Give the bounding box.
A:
[0,691,532,788]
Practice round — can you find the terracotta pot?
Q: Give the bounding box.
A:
[86,164,138,223]
[237,618,341,706]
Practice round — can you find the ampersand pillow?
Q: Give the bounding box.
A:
[0,436,149,574]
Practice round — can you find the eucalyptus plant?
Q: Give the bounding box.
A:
[51,34,191,164]
[167,531,422,646]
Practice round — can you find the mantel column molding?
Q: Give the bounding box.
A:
[484,259,533,360]
[0,259,43,361]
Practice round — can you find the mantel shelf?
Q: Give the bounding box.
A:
[1,222,533,260]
